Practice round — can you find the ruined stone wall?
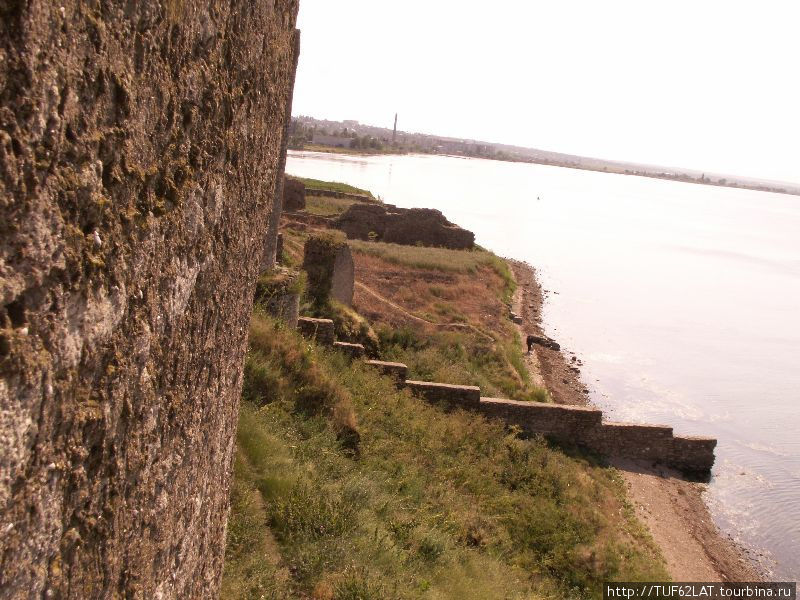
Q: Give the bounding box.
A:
[330,244,354,306]
[302,233,352,306]
[0,1,299,598]
[478,398,716,475]
[297,316,335,346]
[283,175,306,212]
[335,203,475,249]
[366,367,716,474]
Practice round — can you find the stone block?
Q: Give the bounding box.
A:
[297,317,335,346]
[331,245,355,307]
[335,203,474,249]
[668,436,717,476]
[333,341,365,358]
[479,397,602,439]
[365,360,408,381]
[302,234,352,306]
[283,176,306,211]
[255,268,302,328]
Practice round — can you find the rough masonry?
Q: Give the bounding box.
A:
[0,1,299,598]
[335,203,475,249]
[366,366,717,476]
[302,233,354,306]
[282,175,306,212]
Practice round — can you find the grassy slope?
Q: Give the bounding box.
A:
[305,195,359,217]
[224,183,668,598]
[293,177,376,198]
[348,241,545,402]
[222,312,668,599]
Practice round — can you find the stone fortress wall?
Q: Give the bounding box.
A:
[335,203,475,249]
[299,321,717,476]
[0,1,300,597]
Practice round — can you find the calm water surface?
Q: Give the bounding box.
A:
[287,150,800,579]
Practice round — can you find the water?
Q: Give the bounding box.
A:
[286,150,800,579]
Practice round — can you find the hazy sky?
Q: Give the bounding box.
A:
[293,1,799,183]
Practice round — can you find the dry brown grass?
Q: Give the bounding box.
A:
[353,253,507,335]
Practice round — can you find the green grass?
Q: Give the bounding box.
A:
[378,327,548,402]
[305,195,359,217]
[222,313,669,599]
[292,176,375,198]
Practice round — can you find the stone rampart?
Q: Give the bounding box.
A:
[478,397,602,438]
[297,317,335,346]
[333,341,365,359]
[284,212,336,227]
[283,176,306,211]
[357,364,716,474]
[335,204,474,249]
[0,1,300,597]
[479,398,716,475]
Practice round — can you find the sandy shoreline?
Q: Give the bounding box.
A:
[507,259,762,582]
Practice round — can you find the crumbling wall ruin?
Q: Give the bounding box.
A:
[0,1,299,597]
[302,233,354,307]
[335,203,475,249]
[283,175,306,212]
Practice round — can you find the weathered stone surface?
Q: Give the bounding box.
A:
[0,1,299,598]
[478,398,716,475]
[255,268,302,328]
[283,176,306,211]
[405,380,481,409]
[302,234,352,306]
[276,232,285,264]
[333,341,365,359]
[331,244,355,307]
[297,317,335,346]
[262,32,301,272]
[335,203,474,249]
[365,360,408,381]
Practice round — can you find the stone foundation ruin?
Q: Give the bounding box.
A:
[335,203,475,249]
[302,234,355,306]
[283,176,306,212]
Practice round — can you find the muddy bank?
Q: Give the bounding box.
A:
[507,260,761,582]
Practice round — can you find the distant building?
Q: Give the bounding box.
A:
[312,133,353,148]
[342,120,359,127]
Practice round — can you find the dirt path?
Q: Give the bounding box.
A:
[507,260,761,582]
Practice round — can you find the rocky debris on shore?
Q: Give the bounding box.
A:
[526,334,561,351]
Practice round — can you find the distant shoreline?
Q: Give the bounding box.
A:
[514,157,800,198]
[290,146,800,197]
